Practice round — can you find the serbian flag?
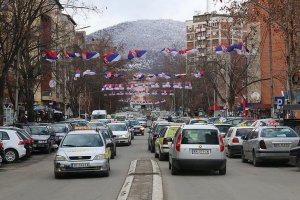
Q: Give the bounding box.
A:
[184,82,192,89]
[102,52,121,64]
[66,51,80,58]
[175,74,187,78]
[178,49,188,56]
[133,73,145,81]
[74,69,81,80]
[192,70,205,78]
[234,42,250,55]
[83,69,96,76]
[45,50,60,62]
[214,45,225,54]
[161,48,177,56]
[186,48,199,55]
[82,51,100,60]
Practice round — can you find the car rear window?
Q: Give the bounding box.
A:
[261,128,298,138]
[236,128,253,137]
[108,124,127,131]
[181,129,219,144]
[215,125,232,133]
[166,127,179,138]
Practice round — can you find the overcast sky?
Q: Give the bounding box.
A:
[68,0,224,34]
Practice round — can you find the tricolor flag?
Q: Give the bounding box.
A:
[83,69,96,76]
[133,73,145,81]
[74,69,81,80]
[186,48,199,55]
[175,73,187,78]
[161,48,178,56]
[191,70,205,78]
[66,51,80,58]
[162,82,172,88]
[158,73,172,79]
[184,82,192,89]
[234,42,250,55]
[173,82,183,89]
[82,51,100,60]
[102,52,121,64]
[45,50,60,62]
[104,71,114,79]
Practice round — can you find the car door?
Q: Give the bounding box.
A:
[156,128,167,152]
[243,130,253,159]
[224,128,233,148]
[48,127,56,146]
[246,129,259,158]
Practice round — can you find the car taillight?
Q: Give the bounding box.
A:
[163,138,168,145]
[232,137,239,143]
[259,140,267,149]
[0,141,3,149]
[219,135,225,152]
[30,139,33,145]
[18,140,24,145]
[25,138,30,144]
[175,134,182,152]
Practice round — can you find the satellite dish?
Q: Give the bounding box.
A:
[49,80,57,88]
[250,92,260,101]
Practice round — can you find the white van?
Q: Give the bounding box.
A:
[91,110,107,120]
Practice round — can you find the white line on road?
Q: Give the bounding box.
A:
[128,160,137,175]
[116,175,134,200]
[151,160,163,200]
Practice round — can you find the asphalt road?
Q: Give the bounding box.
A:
[1,133,300,200]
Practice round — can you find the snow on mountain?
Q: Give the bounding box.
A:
[88,19,185,71]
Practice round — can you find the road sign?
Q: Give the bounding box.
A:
[274,96,285,109]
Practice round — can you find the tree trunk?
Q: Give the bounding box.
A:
[0,75,4,125]
[26,75,35,122]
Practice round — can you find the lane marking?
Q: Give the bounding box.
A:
[116,175,134,200]
[151,160,163,200]
[128,160,137,175]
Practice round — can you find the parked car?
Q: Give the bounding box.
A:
[154,125,180,161]
[241,126,300,166]
[0,129,27,163]
[169,124,226,175]
[54,129,112,178]
[214,124,233,137]
[290,146,300,171]
[223,126,254,157]
[0,126,33,158]
[251,118,279,128]
[25,125,56,153]
[51,123,72,145]
[97,126,117,159]
[107,123,131,146]
[148,122,171,153]
[0,139,4,166]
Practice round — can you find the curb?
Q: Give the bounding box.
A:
[116,159,163,200]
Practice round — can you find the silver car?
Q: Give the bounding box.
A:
[241,126,300,166]
[54,130,111,178]
[169,125,226,175]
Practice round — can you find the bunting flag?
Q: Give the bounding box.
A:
[150,82,160,88]
[214,45,228,54]
[74,69,81,80]
[66,51,81,58]
[45,50,60,62]
[173,82,183,89]
[158,73,172,79]
[82,51,100,60]
[162,82,172,88]
[102,52,121,64]
[128,50,147,60]
[83,69,96,76]
[184,82,192,89]
[191,70,205,78]
[214,42,250,55]
[185,48,199,55]
[133,73,145,81]
[104,71,114,79]
[234,42,250,55]
[161,48,178,56]
[147,74,158,79]
[174,73,187,78]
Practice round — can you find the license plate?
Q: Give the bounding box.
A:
[273,143,291,148]
[71,163,90,168]
[33,144,37,147]
[191,149,210,154]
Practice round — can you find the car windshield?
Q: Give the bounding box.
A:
[88,122,104,127]
[61,134,103,147]
[261,128,298,138]
[181,129,219,144]
[108,124,127,131]
[28,126,49,135]
[155,124,169,133]
[51,125,67,133]
[236,128,253,137]
[215,125,232,133]
[92,114,106,119]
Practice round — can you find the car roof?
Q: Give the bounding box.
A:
[68,130,99,135]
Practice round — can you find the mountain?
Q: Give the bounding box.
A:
[88,19,185,71]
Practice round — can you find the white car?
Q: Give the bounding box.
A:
[107,123,131,146]
[169,124,226,175]
[223,126,254,158]
[0,129,27,163]
[54,129,112,178]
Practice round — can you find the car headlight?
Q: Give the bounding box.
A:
[55,155,67,161]
[94,154,105,160]
[140,127,145,131]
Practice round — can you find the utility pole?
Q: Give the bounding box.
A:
[14,49,20,123]
[267,0,274,117]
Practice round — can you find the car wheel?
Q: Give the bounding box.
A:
[168,160,171,170]
[227,148,233,158]
[252,151,260,167]
[114,148,117,156]
[102,170,110,177]
[154,150,159,158]
[241,150,247,163]
[150,145,155,153]
[54,172,64,179]
[5,149,19,163]
[111,149,115,159]
[297,157,300,172]
[171,162,179,175]
[219,166,226,175]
